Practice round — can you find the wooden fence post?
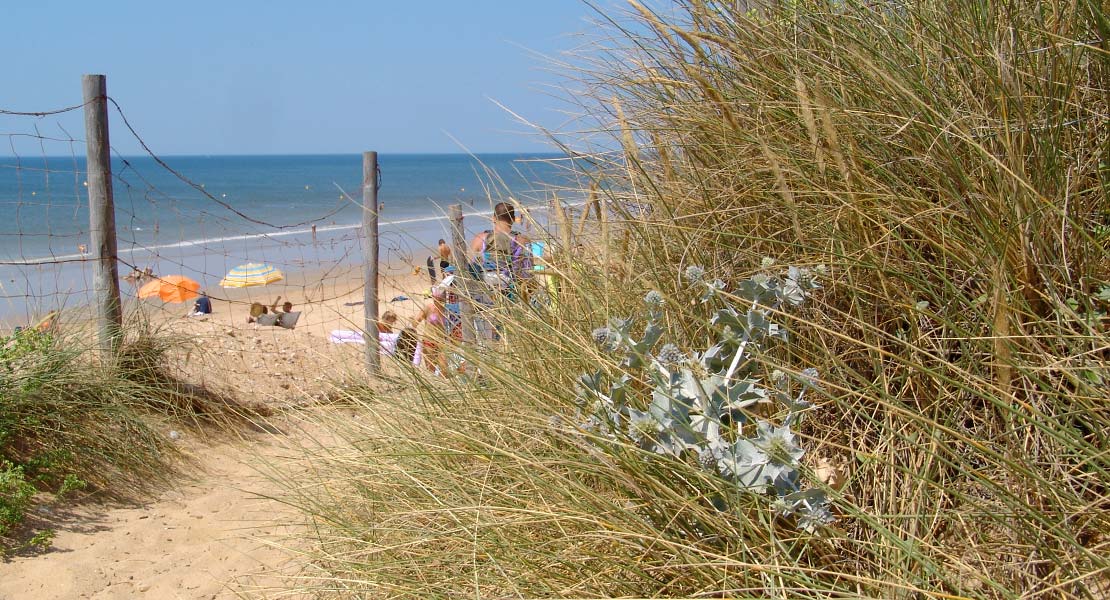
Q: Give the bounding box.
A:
[363,151,380,375]
[82,74,122,357]
[449,204,475,344]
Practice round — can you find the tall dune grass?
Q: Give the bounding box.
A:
[279,1,1108,597]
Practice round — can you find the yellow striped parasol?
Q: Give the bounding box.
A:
[219,263,284,288]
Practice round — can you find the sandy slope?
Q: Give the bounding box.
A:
[0,424,309,599]
[0,266,441,598]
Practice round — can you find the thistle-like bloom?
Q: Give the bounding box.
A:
[627,408,660,444]
[697,448,718,470]
[752,422,805,465]
[644,290,664,306]
[656,343,686,366]
[591,327,621,352]
[797,504,835,532]
[684,265,706,283]
[799,367,820,388]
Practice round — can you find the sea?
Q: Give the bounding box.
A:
[0,153,574,321]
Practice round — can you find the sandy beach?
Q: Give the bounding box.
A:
[0,256,447,598]
[141,255,443,406]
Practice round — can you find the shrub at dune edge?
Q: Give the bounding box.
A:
[277,0,1107,597]
[0,323,239,555]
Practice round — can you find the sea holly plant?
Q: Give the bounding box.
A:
[577,264,833,532]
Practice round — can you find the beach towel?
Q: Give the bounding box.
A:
[379,331,401,355]
[329,329,366,344]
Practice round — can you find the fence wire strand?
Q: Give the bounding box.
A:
[1,93,570,402]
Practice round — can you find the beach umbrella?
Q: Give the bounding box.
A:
[138,275,201,303]
[219,262,284,288]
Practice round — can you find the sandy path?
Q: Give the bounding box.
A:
[0,265,440,598]
[0,421,313,599]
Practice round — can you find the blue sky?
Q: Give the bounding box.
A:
[1,1,606,156]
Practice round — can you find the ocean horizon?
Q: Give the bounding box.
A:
[0,152,574,319]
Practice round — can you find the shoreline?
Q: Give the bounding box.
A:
[0,199,563,322]
[0,201,555,267]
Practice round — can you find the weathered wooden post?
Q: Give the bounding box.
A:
[448,204,475,344]
[82,74,123,356]
[362,151,380,375]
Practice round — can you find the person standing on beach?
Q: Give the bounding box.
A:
[438,239,452,271]
[426,239,454,282]
[470,202,533,297]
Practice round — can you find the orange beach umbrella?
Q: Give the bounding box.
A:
[138,275,201,303]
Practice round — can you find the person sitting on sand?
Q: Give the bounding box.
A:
[191,292,212,316]
[247,302,268,323]
[378,310,398,333]
[34,311,59,334]
[275,301,293,315]
[378,310,401,355]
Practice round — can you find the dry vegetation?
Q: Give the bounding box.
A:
[276,1,1108,597]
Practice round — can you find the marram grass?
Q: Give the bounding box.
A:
[0,317,247,550]
[276,0,1108,597]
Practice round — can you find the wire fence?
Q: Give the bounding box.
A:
[0,82,583,402]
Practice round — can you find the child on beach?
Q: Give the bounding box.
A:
[438,239,452,270]
[378,310,398,333]
[378,310,401,355]
[413,287,449,375]
[247,302,267,323]
[425,239,454,282]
